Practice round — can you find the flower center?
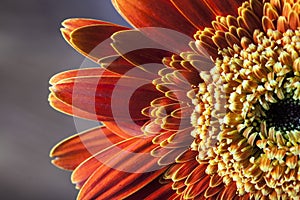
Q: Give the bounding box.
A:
[190,28,300,198]
[266,97,300,131]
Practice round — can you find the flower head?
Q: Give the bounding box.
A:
[50,0,300,199]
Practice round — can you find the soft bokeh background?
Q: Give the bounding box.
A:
[0,1,128,199]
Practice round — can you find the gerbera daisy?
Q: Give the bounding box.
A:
[49,0,300,199]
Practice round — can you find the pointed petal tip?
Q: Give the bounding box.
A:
[48,85,55,93]
[49,147,56,158]
[60,27,71,43]
[50,126,127,172]
[49,133,77,160]
[59,18,130,62]
[49,134,70,158]
[49,69,75,85]
[61,18,106,30]
[48,93,75,118]
[50,157,73,171]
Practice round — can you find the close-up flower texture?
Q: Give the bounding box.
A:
[49,0,300,199]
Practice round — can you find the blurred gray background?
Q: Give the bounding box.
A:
[0,1,128,199]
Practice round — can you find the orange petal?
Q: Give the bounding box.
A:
[167,127,195,147]
[100,55,158,80]
[161,116,191,131]
[176,149,198,163]
[158,147,188,166]
[156,82,187,94]
[185,175,210,199]
[49,68,120,121]
[171,160,199,181]
[152,145,189,166]
[112,0,198,37]
[217,182,238,199]
[171,106,194,119]
[185,164,208,185]
[124,178,175,200]
[172,179,187,190]
[49,68,119,85]
[102,120,147,139]
[68,24,129,62]
[111,30,175,65]
[171,0,216,29]
[78,166,166,200]
[61,18,113,42]
[206,0,244,17]
[112,29,192,64]
[62,18,114,33]
[71,136,157,185]
[73,136,166,199]
[50,126,123,170]
[169,193,181,200]
[50,93,143,128]
[164,162,184,180]
[204,184,225,198]
[143,182,175,200]
[151,96,177,107]
[142,120,165,135]
[152,131,176,144]
[50,75,162,121]
[51,55,158,84]
[179,70,202,87]
[49,93,98,121]
[61,18,121,60]
[50,93,148,137]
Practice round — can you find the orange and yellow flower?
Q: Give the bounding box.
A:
[50,0,300,199]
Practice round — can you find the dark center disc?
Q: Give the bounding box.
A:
[266,98,300,131]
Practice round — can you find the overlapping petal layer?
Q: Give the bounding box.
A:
[50,126,123,170]
[50,0,300,199]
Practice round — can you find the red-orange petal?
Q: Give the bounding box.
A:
[61,18,113,42]
[78,166,166,200]
[50,93,147,138]
[112,0,198,37]
[185,175,210,198]
[176,149,198,163]
[158,147,188,166]
[171,0,244,30]
[217,182,239,199]
[49,68,119,85]
[61,19,122,57]
[207,0,245,16]
[102,120,147,138]
[71,136,157,184]
[111,28,192,61]
[170,0,216,29]
[67,24,129,62]
[152,130,176,144]
[142,182,175,200]
[49,68,119,121]
[72,136,165,199]
[50,74,162,121]
[50,126,123,170]
[100,55,158,80]
[172,160,199,181]
[124,178,175,200]
[49,93,98,121]
[185,164,208,185]
[62,18,114,33]
[168,127,195,146]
